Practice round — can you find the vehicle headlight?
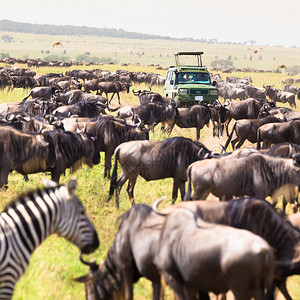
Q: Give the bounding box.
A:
[209,89,218,96]
[179,89,188,95]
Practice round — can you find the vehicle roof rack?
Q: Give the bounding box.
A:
[174,52,204,67]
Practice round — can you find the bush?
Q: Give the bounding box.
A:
[1,35,13,43]
[75,54,118,64]
[44,54,71,62]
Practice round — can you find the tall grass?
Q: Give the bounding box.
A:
[0,65,299,299]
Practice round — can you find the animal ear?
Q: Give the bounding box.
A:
[43,178,58,188]
[67,178,77,195]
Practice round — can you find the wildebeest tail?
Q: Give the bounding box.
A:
[257,129,262,150]
[21,92,31,103]
[183,167,192,201]
[224,121,237,151]
[108,148,120,197]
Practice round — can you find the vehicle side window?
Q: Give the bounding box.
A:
[166,71,171,82]
[170,72,175,85]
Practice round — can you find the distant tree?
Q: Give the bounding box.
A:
[0,52,10,59]
[211,59,234,69]
[1,35,13,43]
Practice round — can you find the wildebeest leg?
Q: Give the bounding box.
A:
[277,279,292,300]
[192,186,211,201]
[172,178,180,204]
[0,167,9,189]
[109,93,116,104]
[126,176,137,206]
[114,174,128,208]
[166,123,175,136]
[117,92,121,105]
[196,127,201,141]
[51,168,63,183]
[152,282,163,300]
[123,267,133,300]
[179,182,186,202]
[23,175,29,182]
[235,138,246,149]
[104,151,113,178]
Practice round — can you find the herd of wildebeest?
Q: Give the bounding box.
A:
[1,60,300,300]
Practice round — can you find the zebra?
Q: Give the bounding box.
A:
[0,178,99,299]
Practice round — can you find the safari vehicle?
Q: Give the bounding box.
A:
[163,52,218,107]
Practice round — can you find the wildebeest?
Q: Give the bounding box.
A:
[120,103,178,131]
[22,85,63,101]
[154,206,275,300]
[257,119,300,149]
[75,203,165,300]
[223,85,247,101]
[90,116,149,178]
[264,84,296,108]
[98,81,131,104]
[245,85,266,100]
[166,105,211,140]
[75,197,297,300]
[208,101,228,137]
[223,98,275,135]
[107,137,213,207]
[266,142,300,159]
[0,126,50,188]
[283,85,300,100]
[53,89,108,106]
[224,115,283,150]
[84,79,102,94]
[14,129,100,183]
[155,197,300,300]
[132,88,174,106]
[184,153,300,209]
[52,101,104,118]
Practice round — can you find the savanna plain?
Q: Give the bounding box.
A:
[0,32,300,299]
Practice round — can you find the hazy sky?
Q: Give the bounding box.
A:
[0,0,299,47]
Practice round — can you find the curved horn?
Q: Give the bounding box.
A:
[135,116,142,128]
[38,122,44,134]
[263,83,266,88]
[79,252,98,270]
[143,87,152,94]
[132,89,140,96]
[152,196,168,216]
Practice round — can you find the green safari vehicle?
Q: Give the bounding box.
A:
[163,52,218,107]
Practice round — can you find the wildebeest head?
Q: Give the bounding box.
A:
[77,126,101,167]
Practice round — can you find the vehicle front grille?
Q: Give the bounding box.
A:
[190,89,208,95]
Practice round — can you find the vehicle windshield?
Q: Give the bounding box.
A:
[177,72,210,84]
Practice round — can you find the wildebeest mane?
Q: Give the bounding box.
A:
[222,198,300,260]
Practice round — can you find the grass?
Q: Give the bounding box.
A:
[0,64,299,299]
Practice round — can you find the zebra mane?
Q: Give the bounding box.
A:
[2,185,62,213]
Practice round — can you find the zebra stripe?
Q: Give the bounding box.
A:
[0,179,99,299]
